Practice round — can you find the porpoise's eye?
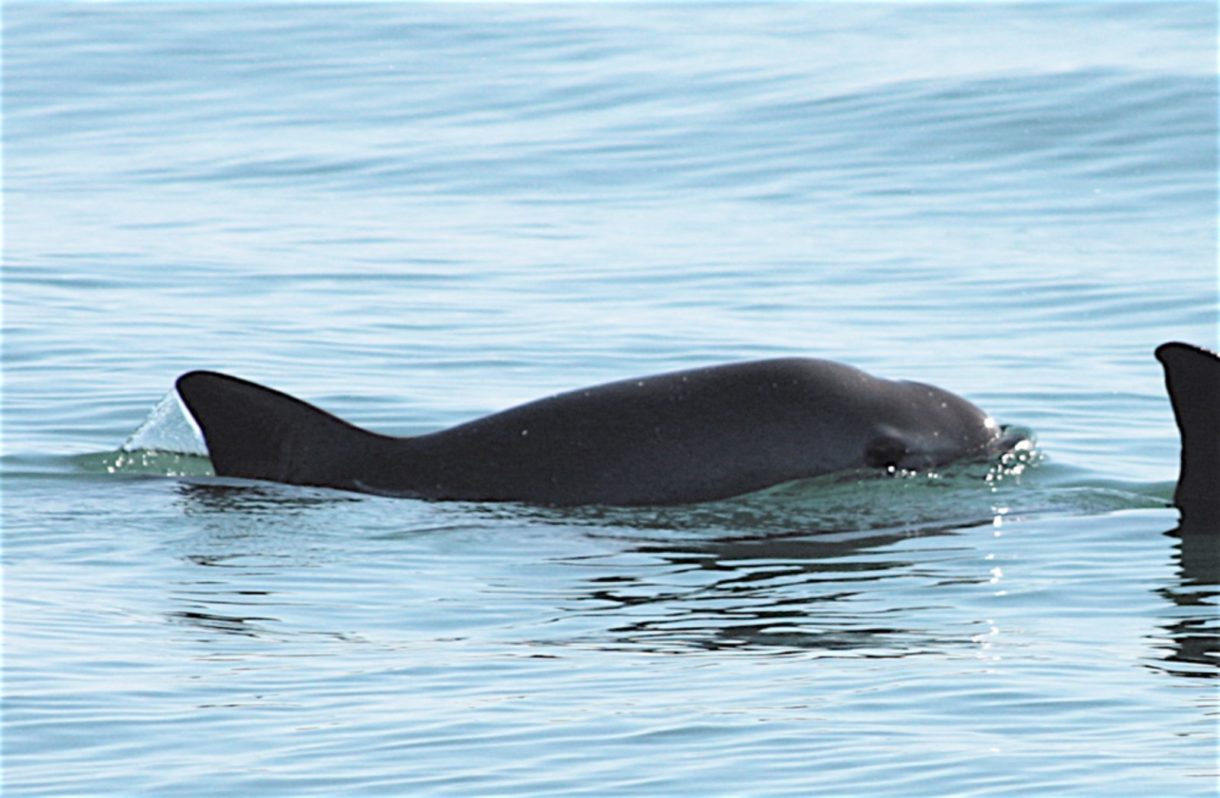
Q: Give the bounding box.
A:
[865,436,908,469]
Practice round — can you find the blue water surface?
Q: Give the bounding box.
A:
[4,4,1217,796]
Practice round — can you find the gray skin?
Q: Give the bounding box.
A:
[176,357,1006,507]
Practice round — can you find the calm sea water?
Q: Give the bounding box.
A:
[4,4,1217,796]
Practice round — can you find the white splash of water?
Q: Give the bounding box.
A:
[121,389,207,456]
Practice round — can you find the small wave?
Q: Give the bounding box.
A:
[79,449,214,478]
[502,435,1174,538]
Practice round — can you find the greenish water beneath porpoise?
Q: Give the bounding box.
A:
[4,4,1216,796]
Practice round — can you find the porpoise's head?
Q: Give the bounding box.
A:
[859,378,1007,471]
[778,357,1013,475]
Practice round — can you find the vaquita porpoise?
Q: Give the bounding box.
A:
[175,343,1217,521]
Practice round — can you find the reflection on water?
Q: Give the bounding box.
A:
[166,608,275,638]
[167,478,1216,679]
[177,480,363,516]
[1154,514,1220,678]
[560,524,986,656]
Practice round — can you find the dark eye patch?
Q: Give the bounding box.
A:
[865,436,908,469]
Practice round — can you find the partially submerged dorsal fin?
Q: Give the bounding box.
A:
[175,371,388,488]
[1155,342,1220,520]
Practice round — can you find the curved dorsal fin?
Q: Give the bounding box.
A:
[175,371,389,488]
[1156,342,1220,524]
